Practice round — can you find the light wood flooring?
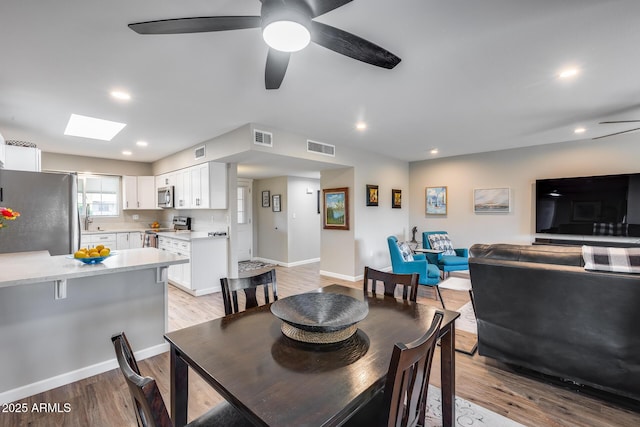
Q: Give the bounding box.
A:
[2,263,639,426]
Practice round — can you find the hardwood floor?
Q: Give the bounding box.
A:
[2,263,639,427]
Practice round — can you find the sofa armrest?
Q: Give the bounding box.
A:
[394,259,428,276]
[412,253,426,261]
[455,248,468,258]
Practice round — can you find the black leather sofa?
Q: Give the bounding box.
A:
[469,243,640,402]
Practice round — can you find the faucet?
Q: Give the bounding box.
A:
[84,205,93,231]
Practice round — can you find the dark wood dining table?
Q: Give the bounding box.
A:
[165,284,460,427]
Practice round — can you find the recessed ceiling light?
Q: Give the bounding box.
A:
[122,150,132,156]
[356,122,367,130]
[110,91,131,101]
[430,148,439,155]
[559,68,579,79]
[64,114,126,141]
[136,141,148,147]
[574,127,586,134]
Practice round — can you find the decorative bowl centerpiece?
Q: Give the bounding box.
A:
[270,292,369,344]
[68,252,116,265]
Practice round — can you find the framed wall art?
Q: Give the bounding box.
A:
[392,189,402,208]
[272,194,281,212]
[323,187,349,230]
[425,186,447,215]
[366,184,379,206]
[262,190,270,207]
[474,188,511,213]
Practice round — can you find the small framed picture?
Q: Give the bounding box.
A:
[473,188,511,213]
[392,189,402,208]
[366,184,379,206]
[323,187,349,230]
[272,194,281,212]
[426,186,447,215]
[262,190,270,207]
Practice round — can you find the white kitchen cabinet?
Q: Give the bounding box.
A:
[157,234,226,295]
[116,232,143,249]
[174,168,191,209]
[189,162,227,209]
[81,233,117,250]
[123,175,157,210]
[0,132,5,168]
[4,145,41,171]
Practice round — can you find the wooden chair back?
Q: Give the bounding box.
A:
[363,266,419,302]
[383,312,443,427]
[220,268,278,315]
[111,332,172,427]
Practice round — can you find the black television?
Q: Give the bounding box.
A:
[535,173,640,237]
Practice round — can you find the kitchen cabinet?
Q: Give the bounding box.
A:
[81,233,117,250]
[189,162,227,209]
[123,175,156,210]
[157,234,226,295]
[174,168,191,209]
[0,133,5,168]
[116,232,143,250]
[3,145,41,172]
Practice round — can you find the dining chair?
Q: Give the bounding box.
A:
[220,268,278,315]
[111,332,252,427]
[344,312,443,427]
[363,266,419,302]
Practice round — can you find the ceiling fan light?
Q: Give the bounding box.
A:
[263,21,310,52]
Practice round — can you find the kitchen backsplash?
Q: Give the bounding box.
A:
[86,209,229,232]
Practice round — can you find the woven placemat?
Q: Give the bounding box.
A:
[280,322,358,344]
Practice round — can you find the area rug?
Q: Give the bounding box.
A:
[454,301,477,335]
[238,260,275,273]
[426,385,525,427]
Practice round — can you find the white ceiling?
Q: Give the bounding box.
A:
[2,0,640,173]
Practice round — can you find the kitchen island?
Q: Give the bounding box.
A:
[0,248,188,404]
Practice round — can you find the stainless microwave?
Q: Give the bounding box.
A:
[158,186,174,208]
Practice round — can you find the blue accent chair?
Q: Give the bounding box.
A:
[422,231,469,278]
[387,236,445,307]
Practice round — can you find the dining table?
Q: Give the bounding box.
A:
[164,284,460,427]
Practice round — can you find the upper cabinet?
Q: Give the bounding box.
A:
[0,133,5,168]
[190,162,227,209]
[155,162,227,210]
[123,175,157,210]
[3,145,41,172]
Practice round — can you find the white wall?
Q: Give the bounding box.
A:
[409,134,640,249]
[255,176,289,263]
[287,177,321,264]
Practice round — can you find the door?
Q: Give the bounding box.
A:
[237,180,252,261]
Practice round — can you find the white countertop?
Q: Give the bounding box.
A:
[0,248,188,288]
[156,231,228,241]
[82,229,149,235]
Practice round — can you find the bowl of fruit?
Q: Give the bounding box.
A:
[71,245,115,264]
[150,221,160,231]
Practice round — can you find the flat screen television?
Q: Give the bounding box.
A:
[535,173,640,237]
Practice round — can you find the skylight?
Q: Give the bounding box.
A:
[64,114,126,141]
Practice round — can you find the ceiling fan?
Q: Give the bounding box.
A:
[593,120,640,140]
[128,0,401,90]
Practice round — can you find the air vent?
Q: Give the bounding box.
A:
[6,140,37,148]
[254,129,273,147]
[194,145,206,160]
[307,140,335,157]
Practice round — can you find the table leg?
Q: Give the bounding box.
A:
[440,323,456,427]
[170,345,188,427]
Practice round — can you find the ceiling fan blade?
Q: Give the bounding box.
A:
[593,127,640,140]
[310,21,401,69]
[265,49,291,90]
[129,16,261,34]
[305,0,353,18]
[599,120,640,124]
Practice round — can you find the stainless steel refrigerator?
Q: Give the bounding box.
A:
[0,170,80,255]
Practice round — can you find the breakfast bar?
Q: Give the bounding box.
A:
[0,248,188,404]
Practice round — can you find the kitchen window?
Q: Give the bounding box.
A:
[78,174,120,217]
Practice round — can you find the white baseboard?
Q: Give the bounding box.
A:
[319,270,358,282]
[0,343,168,405]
